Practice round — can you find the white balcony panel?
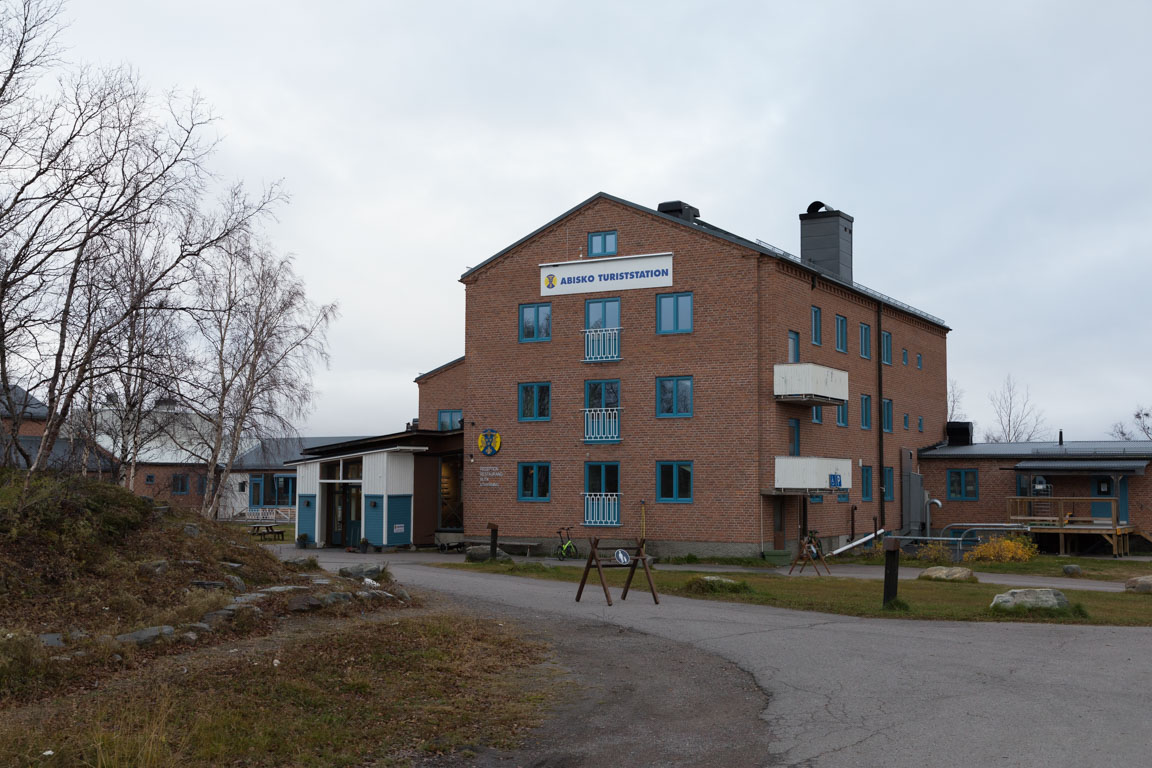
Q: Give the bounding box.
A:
[583,408,621,442]
[773,363,849,403]
[583,327,621,362]
[774,456,853,492]
[584,493,621,526]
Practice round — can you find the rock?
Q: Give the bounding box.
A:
[918,566,976,582]
[990,589,1070,610]
[190,580,227,590]
[287,595,322,612]
[354,591,373,600]
[183,622,212,634]
[114,625,175,647]
[67,629,88,642]
[231,592,267,604]
[465,546,511,563]
[220,561,244,569]
[310,578,331,586]
[180,632,198,644]
[285,557,314,567]
[320,592,353,606]
[392,587,411,602]
[201,610,234,627]
[224,574,246,593]
[700,576,740,586]
[338,563,385,580]
[260,585,309,593]
[111,653,122,662]
[38,633,65,648]
[1125,575,1152,594]
[96,635,117,648]
[183,524,200,537]
[138,560,169,576]
[179,560,202,566]
[1062,564,1083,577]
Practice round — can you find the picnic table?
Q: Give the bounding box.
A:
[248,523,285,541]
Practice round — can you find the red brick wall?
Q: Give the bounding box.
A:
[131,463,210,510]
[1,418,46,436]
[458,197,949,553]
[417,359,467,430]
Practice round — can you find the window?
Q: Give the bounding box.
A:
[585,297,620,330]
[657,292,692,334]
[903,413,909,430]
[861,394,872,430]
[902,348,908,366]
[586,462,619,494]
[172,473,190,495]
[836,493,850,503]
[251,474,297,507]
[585,379,620,409]
[836,401,848,427]
[656,376,693,417]
[788,331,800,362]
[585,380,621,442]
[882,398,893,433]
[438,409,462,431]
[810,495,823,503]
[861,466,873,501]
[918,416,924,432]
[881,331,892,365]
[788,418,800,456]
[884,466,894,502]
[917,353,922,369]
[656,461,692,502]
[812,405,822,424]
[145,474,155,485]
[197,474,207,496]
[588,230,617,257]
[860,323,872,359]
[518,382,551,421]
[947,469,979,501]
[835,315,847,352]
[811,306,822,345]
[518,463,551,501]
[519,303,552,342]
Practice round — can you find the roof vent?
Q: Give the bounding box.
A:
[657,200,700,223]
[946,421,974,447]
[799,201,854,282]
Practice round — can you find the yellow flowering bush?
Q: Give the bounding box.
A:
[963,534,1038,563]
[913,541,954,564]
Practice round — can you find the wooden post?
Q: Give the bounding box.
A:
[882,537,900,607]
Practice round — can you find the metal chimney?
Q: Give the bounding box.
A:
[799,201,854,282]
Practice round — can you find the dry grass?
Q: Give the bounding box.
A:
[0,614,552,767]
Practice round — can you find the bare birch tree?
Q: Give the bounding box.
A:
[947,377,966,421]
[983,375,1047,443]
[1110,407,1151,441]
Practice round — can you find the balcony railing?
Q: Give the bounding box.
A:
[584,493,621,526]
[773,363,849,403]
[583,327,621,362]
[583,408,621,442]
[774,456,853,493]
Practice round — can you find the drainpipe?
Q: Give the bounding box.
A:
[756,255,763,556]
[876,302,886,530]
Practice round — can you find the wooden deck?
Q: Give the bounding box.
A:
[1007,496,1152,556]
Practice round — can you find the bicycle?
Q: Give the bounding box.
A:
[554,526,580,560]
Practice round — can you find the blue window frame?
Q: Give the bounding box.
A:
[947,469,979,501]
[588,230,617,257]
[881,331,892,365]
[438,409,462,431]
[903,413,909,430]
[172,473,190,495]
[836,493,850,503]
[585,297,620,330]
[518,302,551,342]
[884,466,894,502]
[250,476,263,506]
[788,330,800,362]
[656,461,693,502]
[861,466,873,501]
[918,416,924,432]
[917,353,922,369]
[145,474,155,485]
[860,323,871,359]
[518,382,551,421]
[656,376,692,417]
[902,348,908,366]
[810,495,823,503]
[835,314,847,353]
[836,401,848,427]
[657,292,693,334]
[788,418,800,456]
[812,405,822,424]
[882,398,893,432]
[585,461,620,494]
[811,306,822,345]
[861,394,872,430]
[518,462,551,501]
[585,379,620,409]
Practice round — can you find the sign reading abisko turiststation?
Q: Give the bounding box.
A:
[539,253,673,296]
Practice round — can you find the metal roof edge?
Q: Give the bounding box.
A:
[414,356,465,383]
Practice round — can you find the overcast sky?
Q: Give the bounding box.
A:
[67,1,1152,442]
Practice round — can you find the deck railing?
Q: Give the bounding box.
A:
[583,327,621,362]
[1006,496,1119,529]
[584,493,621,526]
[583,408,621,442]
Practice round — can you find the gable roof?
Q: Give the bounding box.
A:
[457,192,947,329]
[232,436,371,470]
[415,356,465,383]
[5,435,117,473]
[1,385,49,420]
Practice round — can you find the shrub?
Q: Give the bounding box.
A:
[913,541,954,564]
[882,597,910,612]
[964,534,1038,563]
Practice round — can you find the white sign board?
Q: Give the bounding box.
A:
[540,253,673,296]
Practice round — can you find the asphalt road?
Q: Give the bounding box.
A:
[378,561,1150,768]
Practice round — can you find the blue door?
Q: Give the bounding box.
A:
[387,495,412,547]
[364,495,384,547]
[1090,477,1126,523]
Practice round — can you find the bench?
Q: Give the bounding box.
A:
[440,538,540,557]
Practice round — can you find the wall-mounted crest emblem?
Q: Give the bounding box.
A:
[544,274,557,289]
[478,429,501,456]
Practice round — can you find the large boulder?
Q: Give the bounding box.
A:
[338,563,386,580]
[918,566,976,582]
[224,574,246,593]
[1125,575,1152,594]
[990,589,1070,610]
[114,625,175,647]
[1062,564,1083,577]
[465,546,511,563]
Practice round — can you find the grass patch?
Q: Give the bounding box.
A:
[835,551,1152,582]
[683,575,752,594]
[990,602,1090,620]
[659,554,784,568]
[441,561,1152,625]
[0,614,552,767]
